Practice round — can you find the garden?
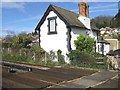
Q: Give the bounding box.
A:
[2,32,111,70]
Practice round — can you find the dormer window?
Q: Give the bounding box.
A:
[47,16,57,34]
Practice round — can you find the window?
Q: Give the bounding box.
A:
[98,44,104,52]
[98,45,100,52]
[47,16,57,34]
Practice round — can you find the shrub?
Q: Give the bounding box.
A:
[74,33,95,54]
[31,44,45,55]
[67,50,96,67]
[57,49,65,65]
[48,50,57,60]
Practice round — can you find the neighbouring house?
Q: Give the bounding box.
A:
[104,36,120,51]
[27,32,39,46]
[100,27,120,36]
[100,27,115,36]
[99,3,120,55]
[35,2,99,63]
[99,27,120,55]
[96,36,110,55]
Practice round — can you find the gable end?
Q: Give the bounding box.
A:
[35,5,70,31]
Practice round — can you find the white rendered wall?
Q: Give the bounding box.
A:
[78,16,91,29]
[40,11,69,62]
[71,27,86,50]
[105,44,110,55]
[89,31,97,41]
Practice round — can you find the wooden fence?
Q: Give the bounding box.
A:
[2,48,47,62]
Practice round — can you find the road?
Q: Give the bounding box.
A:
[49,70,118,89]
[2,61,96,89]
[2,61,119,89]
[94,77,119,88]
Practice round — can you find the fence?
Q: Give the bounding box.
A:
[2,47,47,62]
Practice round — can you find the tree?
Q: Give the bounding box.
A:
[67,34,96,66]
[3,32,33,48]
[91,16,113,29]
[3,35,18,48]
[74,33,95,54]
[111,12,120,28]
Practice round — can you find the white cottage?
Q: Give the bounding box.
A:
[35,2,99,63]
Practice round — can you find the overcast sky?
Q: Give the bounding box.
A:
[1,1,119,37]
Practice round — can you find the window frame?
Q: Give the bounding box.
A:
[47,16,57,35]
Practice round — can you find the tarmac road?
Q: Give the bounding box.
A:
[49,70,118,89]
[94,77,119,88]
[2,61,119,89]
[2,62,96,89]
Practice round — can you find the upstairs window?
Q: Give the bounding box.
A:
[47,16,57,34]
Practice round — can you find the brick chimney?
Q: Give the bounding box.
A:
[78,1,91,29]
[78,1,89,17]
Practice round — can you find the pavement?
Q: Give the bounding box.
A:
[47,70,119,89]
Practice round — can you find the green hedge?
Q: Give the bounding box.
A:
[67,50,96,66]
[67,50,108,70]
[3,54,30,62]
[2,54,59,67]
